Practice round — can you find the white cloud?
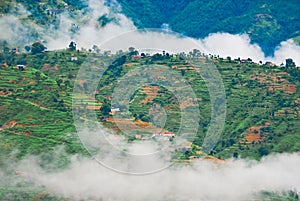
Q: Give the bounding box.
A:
[6,150,300,201]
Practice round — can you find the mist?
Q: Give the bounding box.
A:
[1,129,299,201]
[3,143,300,201]
[1,0,300,66]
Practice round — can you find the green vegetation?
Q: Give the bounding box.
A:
[1,49,299,160]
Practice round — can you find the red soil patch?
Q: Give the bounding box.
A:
[275,109,299,116]
[244,122,270,144]
[251,72,296,94]
[41,64,59,72]
[0,120,17,131]
[0,105,7,110]
[157,76,166,81]
[283,84,297,94]
[16,123,39,127]
[245,133,261,143]
[9,80,16,84]
[33,192,49,201]
[10,130,31,136]
[105,117,162,133]
[124,63,134,67]
[24,131,31,136]
[86,105,101,110]
[203,155,226,163]
[180,98,198,109]
[0,90,12,97]
[134,120,154,128]
[29,81,35,85]
[140,85,160,104]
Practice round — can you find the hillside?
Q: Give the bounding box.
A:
[1,48,299,160]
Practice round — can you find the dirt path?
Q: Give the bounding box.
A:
[22,99,50,110]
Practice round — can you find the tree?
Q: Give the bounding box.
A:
[128,47,135,52]
[3,47,9,53]
[100,100,111,116]
[92,45,100,53]
[69,41,76,51]
[24,45,31,52]
[285,58,296,68]
[233,152,239,158]
[31,42,46,54]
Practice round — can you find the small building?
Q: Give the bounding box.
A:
[110,107,120,115]
[265,61,276,67]
[135,135,142,139]
[162,132,175,138]
[152,131,175,138]
[152,133,162,137]
[132,55,141,59]
[111,107,120,112]
[12,48,19,53]
[16,65,26,71]
[71,56,78,61]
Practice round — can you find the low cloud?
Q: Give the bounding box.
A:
[197,33,300,66]
[4,146,299,201]
[1,130,299,201]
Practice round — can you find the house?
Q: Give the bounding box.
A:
[152,131,175,138]
[16,65,26,71]
[241,59,253,64]
[181,142,193,151]
[152,133,162,137]
[162,131,175,138]
[132,55,141,59]
[111,107,120,112]
[265,61,276,67]
[12,48,19,53]
[71,56,78,61]
[110,107,120,115]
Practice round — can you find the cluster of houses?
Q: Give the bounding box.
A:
[152,131,175,138]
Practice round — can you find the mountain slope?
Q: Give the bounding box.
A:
[1,49,299,161]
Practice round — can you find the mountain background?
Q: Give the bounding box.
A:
[1,0,300,56]
[117,0,300,56]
